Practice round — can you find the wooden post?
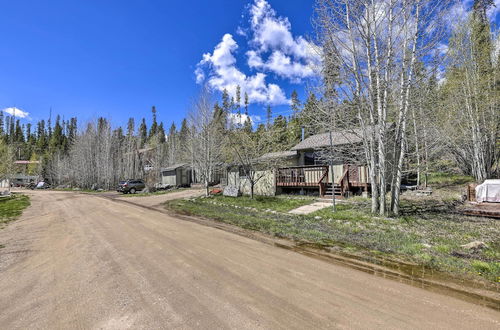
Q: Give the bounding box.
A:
[329,130,336,212]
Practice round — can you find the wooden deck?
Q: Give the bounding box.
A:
[461,203,500,219]
[276,165,370,197]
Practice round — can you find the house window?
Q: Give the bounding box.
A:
[162,170,175,177]
[239,166,250,178]
[304,152,315,165]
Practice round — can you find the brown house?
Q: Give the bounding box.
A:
[274,129,371,198]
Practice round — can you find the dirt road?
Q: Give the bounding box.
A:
[0,191,498,329]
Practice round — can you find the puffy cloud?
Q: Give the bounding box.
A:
[194,0,319,106]
[247,0,320,80]
[2,107,30,119]
[196,34,288,106]
[236,26,247,37]
[443,1,469,29]
[228,113,261,126]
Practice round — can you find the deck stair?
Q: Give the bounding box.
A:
[324,183,343,198]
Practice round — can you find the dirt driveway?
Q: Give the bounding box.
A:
[0,190,498,329]
[114,189,205,208]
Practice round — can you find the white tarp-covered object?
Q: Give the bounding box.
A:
[475,180,500,203]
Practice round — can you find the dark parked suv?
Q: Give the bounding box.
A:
[117,179,146,194]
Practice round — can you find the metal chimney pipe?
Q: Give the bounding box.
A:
[301,126,305,141]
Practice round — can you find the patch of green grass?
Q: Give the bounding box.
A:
[205,195,314,212]
[0,194,30,226]
[427,172,474,186]
[434,244,453,254]
[471,261,500,281]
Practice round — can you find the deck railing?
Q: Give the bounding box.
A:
[276,166,329,187]
[338,169,350,197]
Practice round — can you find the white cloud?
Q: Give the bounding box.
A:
[487,0,500,20]
[228,113,260,126]
[195,67,205,84]
[196,33,288,106]
[2,107,30,119]
[247,0,320,80]
[435,43,449,57]
[194,0,319,106]
[441,0,500,29]
[236,26,247,37]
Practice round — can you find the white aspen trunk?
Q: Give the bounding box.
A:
[412,105,421,187]
[391,1,420,215]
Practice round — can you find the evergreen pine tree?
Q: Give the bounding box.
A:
[179,119,189,162]
[236,85,241,109]
[222,89,231,113]
[9,116,15,142]
[157,122,166,143]
[15,120,24,143]
[138,118,148,148]
[148,106,158,140]
[266,105,272,128]
[244,92,249,116]
[291,90,301,116]
[0,110,4,137]
[126,118,135,137]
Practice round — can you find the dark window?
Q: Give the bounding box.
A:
[304,152,315,165]
[239,166,250,178]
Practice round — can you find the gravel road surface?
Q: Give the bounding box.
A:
[0,190,498,329]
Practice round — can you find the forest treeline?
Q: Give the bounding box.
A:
[0,0,499,215]
[0,88,317,189]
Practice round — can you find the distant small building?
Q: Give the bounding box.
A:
[160,163,192,187]
[10,174,39,187]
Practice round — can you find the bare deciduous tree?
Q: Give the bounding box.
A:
[314,0,451,215]
[188,87,224,196]
[226,128,281,199]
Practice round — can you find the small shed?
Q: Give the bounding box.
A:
[161,163,192,187]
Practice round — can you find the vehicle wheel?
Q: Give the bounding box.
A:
[130,188,136,194]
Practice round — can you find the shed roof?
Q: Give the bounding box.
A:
[291,129,363,151]
[161,163,189,172]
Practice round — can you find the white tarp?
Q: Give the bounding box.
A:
[476,179,500,203]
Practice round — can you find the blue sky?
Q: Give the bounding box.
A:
[0,0,317,129]
[3,0,500,130]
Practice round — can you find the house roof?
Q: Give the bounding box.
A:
[161,163,189,171]
[291,129,363,151]
[256,150,298,161]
